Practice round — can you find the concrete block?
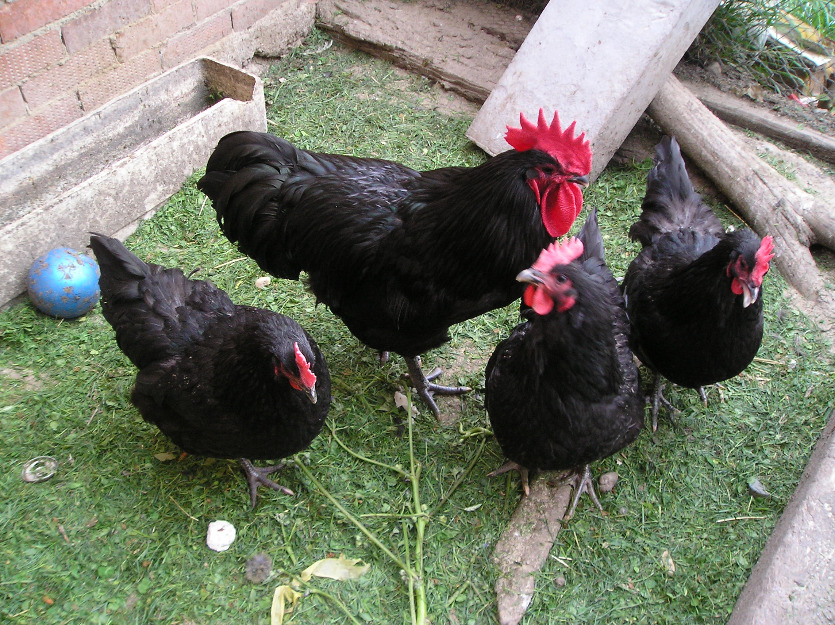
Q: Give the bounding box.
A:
[466,0,720,180]
[0,57,266,308]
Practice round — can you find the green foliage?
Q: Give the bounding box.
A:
[1,31,832,624]
[690,0,835,94]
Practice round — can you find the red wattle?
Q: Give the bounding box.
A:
[524,284,554,316]
[543,182,583,237]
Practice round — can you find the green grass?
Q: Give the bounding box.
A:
[1,31,833,624]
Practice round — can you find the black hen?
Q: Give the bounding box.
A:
[89,234,331,507]
[197,110,592,418]
[622,136,774,430]
[485,210,643,519]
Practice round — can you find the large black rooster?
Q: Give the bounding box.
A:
[89,234,331,507]
[485,210,643,519]
[622,136,774,430]
[198,110,592,418]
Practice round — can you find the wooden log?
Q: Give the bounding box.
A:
[647,74,835,303]
[683,80,835,167]
[492,476,572,625]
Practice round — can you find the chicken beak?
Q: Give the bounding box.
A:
[516,268,545,285]
[569,174,589,188]
[305,385,318,404]
[741,282,760,308]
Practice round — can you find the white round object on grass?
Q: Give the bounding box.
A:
[206,520,236,552]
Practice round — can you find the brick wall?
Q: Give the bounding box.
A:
[0,0,315,159]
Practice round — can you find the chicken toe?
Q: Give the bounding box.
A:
[404,356,471,420]
[239,458,294,508]
[649,373,679,431]
[488,460,530,496]
[562,465,603,520]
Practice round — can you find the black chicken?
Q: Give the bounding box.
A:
[485,209,643,519]
[197,110,592,418]
[89,234,331,507]
[622,136,774,430]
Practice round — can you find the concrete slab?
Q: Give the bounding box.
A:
[0,58,266,308]
[466,0,720,180]
[728,408,835,625]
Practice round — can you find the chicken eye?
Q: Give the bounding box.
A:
[555,273,568,284]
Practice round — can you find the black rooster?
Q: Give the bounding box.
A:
[197,110,592,418]
[89,234,331,507]
[485,210,643,519]
[622,136,774,430]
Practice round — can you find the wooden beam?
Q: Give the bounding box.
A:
[466,0,721,180]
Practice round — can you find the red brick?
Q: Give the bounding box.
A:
[0,30,65,90]
[161,11,232,69]
[20,38,116,108]
[61,0,151,54]
[0,0,95,43]
[111,0,193,62]
[0,92,81,159]
[78,48,163,111]
[0,86,27,128]
[194,0,235,23]
[231,0,275,31]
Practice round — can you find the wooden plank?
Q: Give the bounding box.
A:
[467,0,720,180]
[316,0,534,103]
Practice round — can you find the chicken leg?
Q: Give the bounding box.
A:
[649,373,679,431]
[404,355,471,419]
[239,458,294,508]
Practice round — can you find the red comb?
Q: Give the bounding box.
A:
[294,342,317,389]
[505,109,592,175]
[752,235,774,285]
[531,237,585,273]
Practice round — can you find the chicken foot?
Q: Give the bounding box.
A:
[488,460,531,496]
[404,355,471,420]
[560,465,603,521]
[239,458,294,508]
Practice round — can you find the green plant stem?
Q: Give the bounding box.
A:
[406,395,428,625]
[326,421,409,477]
[432,436,487,516]
[293,460,412,575]
[288,573,363,625]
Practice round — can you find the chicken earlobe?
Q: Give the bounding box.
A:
[404,356,471,420]
[239,458,294,508]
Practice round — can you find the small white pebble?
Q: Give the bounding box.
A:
[255,276,271,289]
[206,520,236,552]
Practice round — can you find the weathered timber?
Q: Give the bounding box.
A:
[493,476,572,625]
[316,0,534,103]
[683,80,835,166]
[648,74,835,302]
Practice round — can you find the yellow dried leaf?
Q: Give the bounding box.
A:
[271,585,302,625]
[300,554,370,582]
[153,452,177,462]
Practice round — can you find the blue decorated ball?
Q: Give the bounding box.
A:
[27,248,100,319]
